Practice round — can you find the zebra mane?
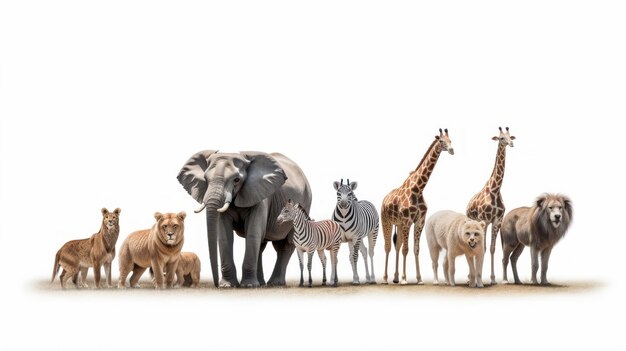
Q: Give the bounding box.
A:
[414,137,438,172]
[295,203,313,221]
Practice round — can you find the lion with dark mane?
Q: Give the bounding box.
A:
[501,193,573,285]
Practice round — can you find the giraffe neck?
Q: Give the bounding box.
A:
[404,140,443,194]
[487,142,507,192]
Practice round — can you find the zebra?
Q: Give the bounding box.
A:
[277,199,343,287]
[332,178,379,284]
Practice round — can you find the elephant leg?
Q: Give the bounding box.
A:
[268,236,295,286]
[240,202,270,288]
[218,218,238,288]
[257,241,268,286]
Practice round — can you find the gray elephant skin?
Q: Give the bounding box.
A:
[177,150,312,288]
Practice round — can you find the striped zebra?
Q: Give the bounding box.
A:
[277,199,343,287]
[332,179,379,284]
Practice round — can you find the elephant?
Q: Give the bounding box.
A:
[177,150,312,288]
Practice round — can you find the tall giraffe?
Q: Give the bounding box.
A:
[466,126,516,285]
[381,128,454,285]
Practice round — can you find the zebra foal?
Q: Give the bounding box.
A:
[277,199,343,287]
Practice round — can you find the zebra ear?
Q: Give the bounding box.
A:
[349,181,358,191]
[333,181,341,191]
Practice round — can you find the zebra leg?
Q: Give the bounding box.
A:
[368,228,377,284]
[330,246,339,287]
[348,240,359,285]
[307,251,314,288]
[358,238,370,283]
[318,249,327,286]
[296,248,305,287]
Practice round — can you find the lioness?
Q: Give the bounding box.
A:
[117,212,186,289]
[51,208,121,289]
[425,210,486,287]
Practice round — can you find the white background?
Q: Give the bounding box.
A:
[1,1,624,350]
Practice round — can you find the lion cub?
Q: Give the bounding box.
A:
[51,208,121,289]
[426,210,486,288]
[149,251,202,288]
[118,212,186,289]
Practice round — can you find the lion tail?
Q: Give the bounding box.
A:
[51,250,61,284]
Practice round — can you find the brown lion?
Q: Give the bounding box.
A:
[117,212,186,289]
[51,208,121,289]
[149,251,201,288]
[501,193,573,285]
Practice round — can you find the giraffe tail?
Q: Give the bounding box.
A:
[392,227,397,248]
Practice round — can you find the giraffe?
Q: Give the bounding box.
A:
[381,128,454,285]
[466,126,516,285]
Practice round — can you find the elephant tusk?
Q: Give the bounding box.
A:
[216,202,231,213]
[194,202,208,214]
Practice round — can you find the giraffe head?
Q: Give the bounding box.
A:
[333,178,357,209]
[492,126,516,147]
[435,128,454,155]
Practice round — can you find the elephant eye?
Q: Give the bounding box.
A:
[234,177,241,183]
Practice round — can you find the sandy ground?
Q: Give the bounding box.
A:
[38,278,602,297]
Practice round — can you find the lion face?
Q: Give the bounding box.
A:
[102,208,121,229]
[539,195,569,228]
[460,219,485,250]
[154,212,186,246]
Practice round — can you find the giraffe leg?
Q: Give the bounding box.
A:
[413,212,426,285]
[382,219,392,285]
[400,225,410,285]
[393,227,405,284]
[489,219,501,285]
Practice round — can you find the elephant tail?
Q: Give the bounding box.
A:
[392,227,397,249]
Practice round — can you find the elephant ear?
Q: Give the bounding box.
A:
[177,150,218,204]
[235,151,287,208]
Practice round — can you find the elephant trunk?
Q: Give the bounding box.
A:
[204,178,226,287]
